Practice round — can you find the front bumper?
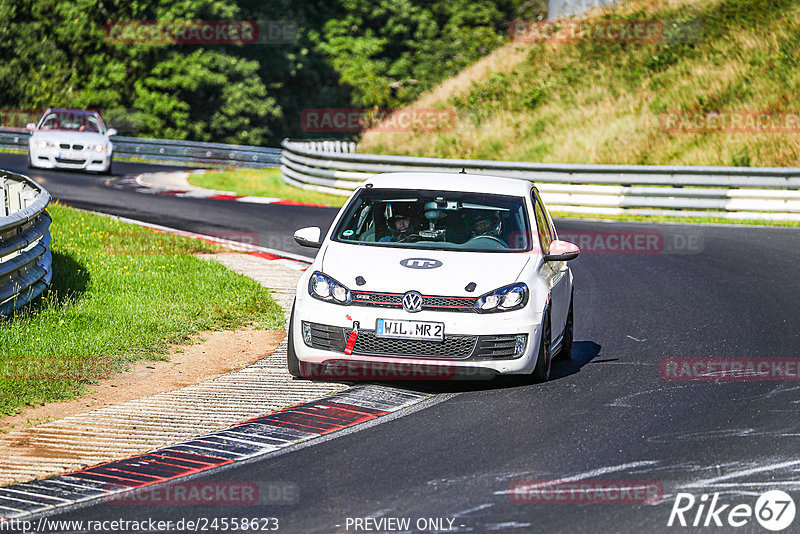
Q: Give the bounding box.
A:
[30,147,111,172]
[292,295,543,376]
[304,322,526,361]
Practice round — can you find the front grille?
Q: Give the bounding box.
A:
[351,291,477,312]
[352,292,402,307]
[422,296,476,308]
[304,321,521,361]
[56,158,85,164]
[474,334,525,359]
[306,322,346,351]
[352,331,476,359]
[73,144,84,150]
[59,143,70,149]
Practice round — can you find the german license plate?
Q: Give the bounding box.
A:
[376,319,444,342]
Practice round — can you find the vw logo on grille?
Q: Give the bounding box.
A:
[402,291,423,313]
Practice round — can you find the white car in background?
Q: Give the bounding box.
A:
[289,172,580,381]
[27,109,116,174]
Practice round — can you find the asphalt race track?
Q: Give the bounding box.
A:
[0,153,337,258]
[6,152,800,532]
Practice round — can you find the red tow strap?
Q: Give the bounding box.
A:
[344,322,359,355]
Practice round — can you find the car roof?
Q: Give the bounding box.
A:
[363,172,533,197]
[43,108,101,116]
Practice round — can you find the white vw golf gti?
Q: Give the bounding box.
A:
[289,172,580,381]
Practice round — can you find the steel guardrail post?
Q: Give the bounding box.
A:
[279,138,800,221]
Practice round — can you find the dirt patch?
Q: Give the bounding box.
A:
[0,329,285,432]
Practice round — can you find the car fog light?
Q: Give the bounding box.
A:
[514,335,527,357]
[302,322,312,346]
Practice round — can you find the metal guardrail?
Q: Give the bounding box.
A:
[0,171,52,316]
[0,131,281,168]
[281,139,800,221]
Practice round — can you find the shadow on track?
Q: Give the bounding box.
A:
[405,340,603,394]
[298,340,603,394]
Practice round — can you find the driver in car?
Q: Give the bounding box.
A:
[463,211,508,248]
[472,212,503,238]
[380,207,416,242]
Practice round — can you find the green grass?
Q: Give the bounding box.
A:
[551,210,800,228]
[0,204,284,417]
[188,168,347,207]
[361,0,800,168]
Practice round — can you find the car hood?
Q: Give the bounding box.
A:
[321,242,532,296]
[31,131,108,144]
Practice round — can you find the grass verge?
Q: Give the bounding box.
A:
[0,203,284,417]
[551,211,800,228]
[360,0,800,168]
[191,167,799,228]
[188,168,347,207]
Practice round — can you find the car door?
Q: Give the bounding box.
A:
[532,189,569,344]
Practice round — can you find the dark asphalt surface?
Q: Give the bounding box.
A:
[0,152,336,259]
[6,152,800,533]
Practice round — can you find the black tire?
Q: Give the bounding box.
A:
[554,291,574,361]
[531,306,552,382]
[101,159,113,176]
[287,300,301,377]
[27,152,36,170]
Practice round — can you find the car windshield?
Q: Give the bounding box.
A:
[333,188,532,252]
[39,111,103,133]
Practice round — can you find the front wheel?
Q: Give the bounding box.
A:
[27,151,36,170]
[287,301,301,377]
[554,291,574,361]
[101,158,113,176]
[531,306,552,382]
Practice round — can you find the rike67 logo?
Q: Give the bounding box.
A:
[668,491,796,531]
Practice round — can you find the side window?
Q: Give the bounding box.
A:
[86,117,100,133]
[531,190,553,254]
[41,114,58,130]
[338,201,371,240]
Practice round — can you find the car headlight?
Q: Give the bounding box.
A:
[308,271,351,304]
[87,144,107,152]
[34,140,54,149]
[475,282,528,313]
